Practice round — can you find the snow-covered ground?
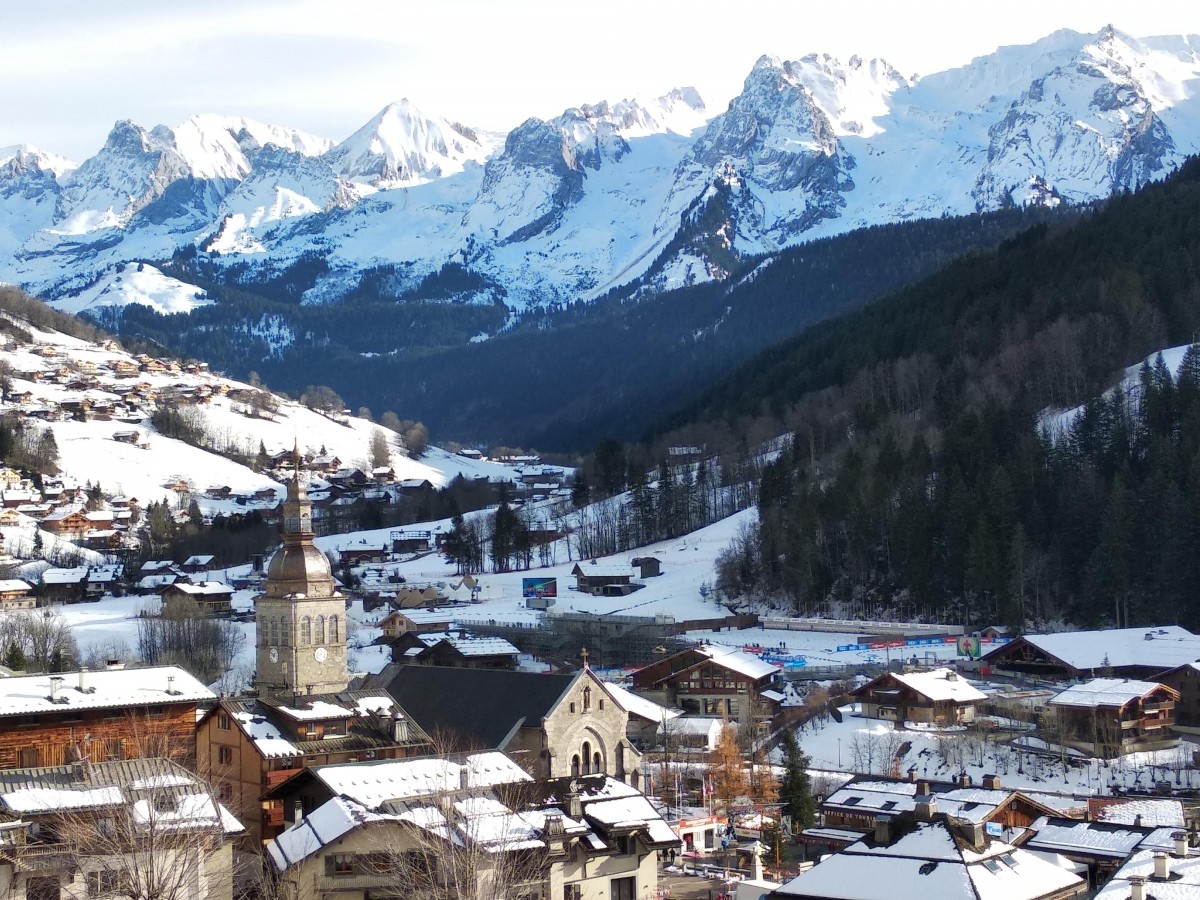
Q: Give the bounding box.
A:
[794,705,1200,797]
[0,315,535,518]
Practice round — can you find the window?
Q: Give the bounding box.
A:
[564,886,582,900]
[599,699,605,711]
[583,686,591,711]
[329,853,355,876]
[218,746,233,766]
[28,876,61,900]
[315,615,326,644]
[570,702,576,714]
[610,876,636,900]
[19,747,39,767]
[571,755,581,777]
[329,615,339,642]
[217,713,231,731]
[593,751,602,774]
[144,735,167,757]
[582,741,592,774]
[300,616,312,645]
[269,617,278,646]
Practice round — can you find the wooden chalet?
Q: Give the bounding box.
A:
[980,626,1200,679]
[196,692,432,845]
[0,666,213,770]
[571,562,640,596]
[1047,678,1179,758]
[630,643,780,729]
[0,579,34,610]
[851,667,987,725]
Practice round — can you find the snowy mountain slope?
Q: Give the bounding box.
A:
[1,26,1198,324]
[0,310,523,515]
[324,99,497,188]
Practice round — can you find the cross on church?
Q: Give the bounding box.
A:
[580,647,589,668]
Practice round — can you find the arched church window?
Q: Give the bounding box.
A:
[315,615,325,644]
[582,686,591,711]
[269,617,278,646]
[593,751,601,774]
[571,755,581,777]
[300,616,312,645]
[329,615,339,643]
[582,741,592,775]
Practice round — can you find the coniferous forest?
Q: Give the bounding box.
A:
[656,158,1200,631]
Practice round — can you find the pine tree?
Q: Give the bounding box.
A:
[779,729,816,832]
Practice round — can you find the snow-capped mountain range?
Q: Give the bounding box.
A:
[2,26,1199,321]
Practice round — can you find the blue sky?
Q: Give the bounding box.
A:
[3,0,1196,160]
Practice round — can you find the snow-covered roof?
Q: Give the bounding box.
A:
[602,681,683,722]
[1094,847,1200,900]
[583,793,679,846]
[312,752,531,810]
[0,666,215,716]
[419,632,520,657]
[995,626,1200,672]
[891,668,987,703]
[165,580,233,596]
[275,700,353,721]
[1091,798,1185,828]
[0,579,32,592]
[775,822,1083,900]
[694,644,779,680]
[268,795,392,870]
[1049,678,1173,708]
[1024,816,1155,859]
[232,710,300,759]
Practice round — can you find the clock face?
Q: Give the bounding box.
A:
[268,647,279,663]
[314,647,328,662]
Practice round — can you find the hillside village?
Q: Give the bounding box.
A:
[0,313,1196,899]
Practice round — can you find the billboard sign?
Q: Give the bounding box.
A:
[522,577,557,599]
[957,635,982,659]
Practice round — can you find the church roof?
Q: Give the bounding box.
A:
[385,666,577,750]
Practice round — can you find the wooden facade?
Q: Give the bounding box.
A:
[196,695,433,846]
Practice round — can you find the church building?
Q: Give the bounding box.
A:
[255,455,349,699]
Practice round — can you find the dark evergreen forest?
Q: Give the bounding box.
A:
[98,206,1056,450]
[654,158,1200,630]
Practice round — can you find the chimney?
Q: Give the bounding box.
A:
[1134,814,1143,828]
[982,774,1001,790]
[292,800,304,826]
[166,675,179,695]
[545,814,566,856]
[77,666,89,693]
[1173,831,1188,857]
[916,780,930,797]
[48,675,64,702]
[565,785,582,820]
[958,772,972,788]
[907,766,918,783]
[392,713,409,743]
[1131,876,1146,900]
[1153,852,1170,881]
[459,765,470,791]
[874,816,891,845]
[915,794,937,821]
[106,659,124,670]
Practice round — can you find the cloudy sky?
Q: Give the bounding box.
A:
[3,0,1196,161]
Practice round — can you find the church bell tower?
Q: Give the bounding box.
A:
[255,449,349,699]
